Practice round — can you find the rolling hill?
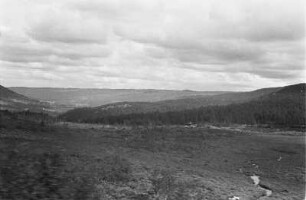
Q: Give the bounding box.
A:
[0,85,31,100]
[9,87,227,107]
[60,84,290,123]
[0,85,47,112]
[0,85,71,113]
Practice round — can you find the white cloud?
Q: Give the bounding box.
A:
[28,8,109,44]
[0,0,304,90]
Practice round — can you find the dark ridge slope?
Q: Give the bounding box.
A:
[0,85,52,113]
[60,85,283,123]
[78,83,305,127]
[274,83,305,94]
[0,85,31,100]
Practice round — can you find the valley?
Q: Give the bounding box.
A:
[1,1,304,199]
[9,87,226,107]
[0,83,305,200]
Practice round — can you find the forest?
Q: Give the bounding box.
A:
[63,91,305,127]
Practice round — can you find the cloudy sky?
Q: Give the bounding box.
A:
[0,0,305,91]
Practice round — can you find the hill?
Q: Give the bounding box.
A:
[9,87,227,107]
[60,85,281,122]
[0,85,43,112]
[0,85,36,102]
[0,85,69,113]
[60,83,305,127]
[272,83,305,94]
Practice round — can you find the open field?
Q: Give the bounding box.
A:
[0,120,305,200]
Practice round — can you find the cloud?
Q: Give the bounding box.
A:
[28,8,108,44]
[0,26,111,65]
[0,0,304,90]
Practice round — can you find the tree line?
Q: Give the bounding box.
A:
[66,93,305,127]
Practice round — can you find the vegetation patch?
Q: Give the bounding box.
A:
[0,149,132,200]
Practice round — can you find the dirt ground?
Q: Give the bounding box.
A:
[0,122,305,200]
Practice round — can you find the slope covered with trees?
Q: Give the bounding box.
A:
[60,86,281,122]
[61,83,305,127]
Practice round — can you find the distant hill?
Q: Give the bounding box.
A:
[0,85,70,113]
[9,87,227,107]
[0,85,31,101]
[60,85,283,122]
[0,85,45,112]
[61,83,305,127]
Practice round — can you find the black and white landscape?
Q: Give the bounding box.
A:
[0,83,305,200]
[0,0,305,200]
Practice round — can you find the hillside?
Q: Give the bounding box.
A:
[0,85,43,112]
[60,85,281,122]
[0,85,32,101]
[0,85,68,113]
[9,87,226,107]
[61,83,305,127]
[272,83,305,94]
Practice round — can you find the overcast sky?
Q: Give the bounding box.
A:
[0,0,305,91]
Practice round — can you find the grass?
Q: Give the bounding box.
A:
[0,148,132,200]
[0,117,304,199]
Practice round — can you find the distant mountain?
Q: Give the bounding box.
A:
[61,83,305,127]
[9,87,227,107]
[60,85,283,122]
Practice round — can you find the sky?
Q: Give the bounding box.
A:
[0,0,305,91]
